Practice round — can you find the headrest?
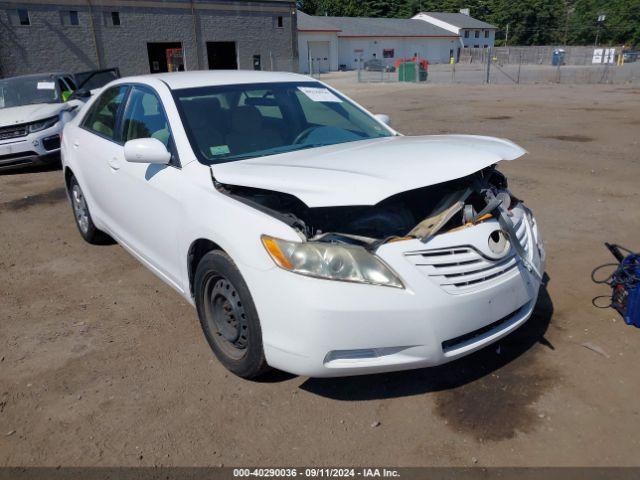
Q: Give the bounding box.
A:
[231,105,262,132]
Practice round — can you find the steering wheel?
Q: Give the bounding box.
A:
[293,126,320,145]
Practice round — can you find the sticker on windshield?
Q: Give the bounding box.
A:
[37,82,55,90]
[297,87,342,103]
[209,145,230,156]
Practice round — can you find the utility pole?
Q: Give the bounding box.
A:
[505,24,509,47]
[594,14,606,47]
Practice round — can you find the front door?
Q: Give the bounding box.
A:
[111,85,185,289]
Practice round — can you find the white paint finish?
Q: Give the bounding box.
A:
[0,102,68,128]
[212,134,526,207]
[338,36,457,69]
[61,70,543,377]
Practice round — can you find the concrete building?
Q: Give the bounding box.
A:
[0,0,298,79]
[297,11,460,73]
[412,11,497,51]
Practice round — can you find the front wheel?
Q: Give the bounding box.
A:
[194,250,269,379]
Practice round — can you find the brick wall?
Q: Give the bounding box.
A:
[0,0,298,78]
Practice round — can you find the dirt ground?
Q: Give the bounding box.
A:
[1,82,639,467]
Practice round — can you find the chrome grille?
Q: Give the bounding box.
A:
[406,214,532,294]
[0,124,28,141]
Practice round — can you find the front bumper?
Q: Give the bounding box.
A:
[245,207,545,377]
[0,123,61,170]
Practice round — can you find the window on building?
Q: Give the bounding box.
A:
[69,10,79,25]
[484,30,489,38]
[464,30,469,38]
[474,44,479,48]
[475,30,480,38]
[277,16,283,28]
[17,9,30,26]
[111,11,120,26]
[383,48,394,58]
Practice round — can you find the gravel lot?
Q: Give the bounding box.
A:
[1,82,639,467]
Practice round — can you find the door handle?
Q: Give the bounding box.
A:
[108,157,120,171]
[72,141,80,149]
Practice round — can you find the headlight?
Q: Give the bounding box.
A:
[29,116,59,133]
[261,235,404,288]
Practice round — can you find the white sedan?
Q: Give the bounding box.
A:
[61,71,545,378]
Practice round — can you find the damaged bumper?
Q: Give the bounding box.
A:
[246,206,545,377]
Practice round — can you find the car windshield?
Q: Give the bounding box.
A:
[0,76,61,109]
[174,81,392,164]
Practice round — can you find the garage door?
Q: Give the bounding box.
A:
[308,41,330,73]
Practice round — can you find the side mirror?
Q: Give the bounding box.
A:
[374,114,391,126]
[70,88,92,101]
[124,138,171,165]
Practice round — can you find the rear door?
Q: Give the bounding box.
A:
[69,85,129,231]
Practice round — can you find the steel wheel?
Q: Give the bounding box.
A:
[203,276,249,360]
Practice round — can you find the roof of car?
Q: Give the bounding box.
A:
[119,70,315,90]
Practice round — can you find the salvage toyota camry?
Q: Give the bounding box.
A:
[61,71,545,378]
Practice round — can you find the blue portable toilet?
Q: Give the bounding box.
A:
[552,49,566,66]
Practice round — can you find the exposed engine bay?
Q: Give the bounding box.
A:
[215,165,515,247]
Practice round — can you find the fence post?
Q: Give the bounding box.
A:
[517,51,522,84]
[485,47,492,84]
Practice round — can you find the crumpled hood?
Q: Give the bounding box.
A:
[0,103,65,128]
[211,135,527,207]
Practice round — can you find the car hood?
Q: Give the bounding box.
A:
[0,103,65,128]
[211,135,527,207]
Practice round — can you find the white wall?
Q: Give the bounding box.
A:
[298,32,339,73]
[338,37,458,70]
[460,28,495,49]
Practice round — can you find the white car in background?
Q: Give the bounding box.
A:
[0,69,119,170]
[61,71,545,379]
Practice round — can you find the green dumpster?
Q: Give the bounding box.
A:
[398,62,417,82]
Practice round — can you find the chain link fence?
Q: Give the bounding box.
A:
[355,46,640,85]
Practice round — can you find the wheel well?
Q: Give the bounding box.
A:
[64,167,74,192]
[188,239,223,298]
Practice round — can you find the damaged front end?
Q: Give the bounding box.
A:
[214,164,543,286]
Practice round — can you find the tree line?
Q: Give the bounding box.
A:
[297,0,640,47]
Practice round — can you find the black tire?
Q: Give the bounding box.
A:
[67,175,113,245]
[194,250,269,379]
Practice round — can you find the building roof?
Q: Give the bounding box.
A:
[296,11,341,31]
[297,11,458,37]
[418,12,497,30]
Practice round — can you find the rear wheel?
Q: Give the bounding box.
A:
[68,175,112,245]
[194,250,269,379]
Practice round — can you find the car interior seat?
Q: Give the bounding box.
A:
[226,105,282,156]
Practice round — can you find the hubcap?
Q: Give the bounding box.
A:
[204,276,249,359]
[72,184,89,234]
